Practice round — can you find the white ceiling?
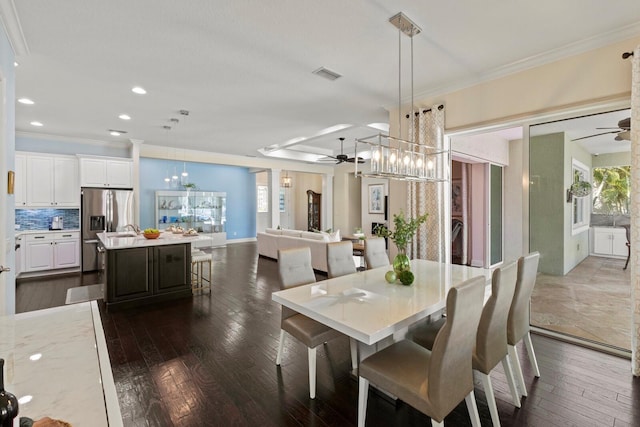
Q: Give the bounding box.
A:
[8,1,640,163]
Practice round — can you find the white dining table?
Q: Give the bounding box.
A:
[272,259,491,353]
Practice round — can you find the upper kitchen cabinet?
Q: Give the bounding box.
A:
[79,156,132,188]
[19,152,80,208]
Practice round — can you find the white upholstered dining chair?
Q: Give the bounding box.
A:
[326,240,359,370]
[507,251,541,397]
[364,237,389,269]
[275,246,344,399]
[412,261,521,426]
[357,275,486,427]
[327,241,356,278]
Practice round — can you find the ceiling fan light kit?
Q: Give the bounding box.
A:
[357,12,447,182]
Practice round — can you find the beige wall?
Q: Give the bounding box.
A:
[592,151,631,167]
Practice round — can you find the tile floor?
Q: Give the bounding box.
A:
[531,255,631,350]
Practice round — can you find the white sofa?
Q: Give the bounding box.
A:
[257,228,340,273]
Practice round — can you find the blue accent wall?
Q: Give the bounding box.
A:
[139,158,256,239]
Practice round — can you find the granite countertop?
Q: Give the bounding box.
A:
[98,230,206,249]
[0,302,122,426]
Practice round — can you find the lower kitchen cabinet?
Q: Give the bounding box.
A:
[24,232,80,272]
[104,243,191,310]
[591,227,628,258]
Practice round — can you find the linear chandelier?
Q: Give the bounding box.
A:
[356,12,446,182]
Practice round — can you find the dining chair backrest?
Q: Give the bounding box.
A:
[327,241,356,278]
[427,275,485,417]
[474,261,518,374]
[278,247,316,320]
[507,252,540,345]
[364,237,389,269]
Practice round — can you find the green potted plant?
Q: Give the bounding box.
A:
[375,211,428,281]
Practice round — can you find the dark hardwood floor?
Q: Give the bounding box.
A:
[17,242,640,426]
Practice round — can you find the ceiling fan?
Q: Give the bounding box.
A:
[318,137,365,164]
[572,117,631,142]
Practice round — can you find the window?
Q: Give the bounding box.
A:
[257,185,268,213]
[592,165,630,215]
[571,159,590,235]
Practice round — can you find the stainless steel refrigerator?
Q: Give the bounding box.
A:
[81,188,134,272]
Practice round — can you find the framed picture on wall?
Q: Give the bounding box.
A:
[369,184,384,214]
[452,179,462,216]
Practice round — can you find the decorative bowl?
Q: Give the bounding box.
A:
[143,232,160,239]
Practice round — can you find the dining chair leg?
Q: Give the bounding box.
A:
[350,338,358,371]
[508,344,527,397]
[479,372,500,427]
[308,346,317,399]
[357,377,369,427]
[430,420,444,427]
[465,390,481,427]
[501,355,521,407]
[524,332,541,377]
[275,330,285,365]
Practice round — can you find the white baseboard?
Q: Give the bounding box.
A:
[470,259,484,267]
[227,237,257,244]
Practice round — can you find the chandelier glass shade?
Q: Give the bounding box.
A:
[281,171,292,188]
[359,133,446,181]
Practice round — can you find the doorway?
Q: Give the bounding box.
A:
[449,126,522,268]
[528,108,631,351]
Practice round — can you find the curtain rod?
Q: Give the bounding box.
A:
[405,104,445,118]
[622,51,634,59]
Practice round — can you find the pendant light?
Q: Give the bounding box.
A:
[179,110,190,185]
[355,12,446,182]
[281,171,292,188]
[163,126,171,184]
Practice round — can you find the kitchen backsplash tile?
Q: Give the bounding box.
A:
[15,209,80,230]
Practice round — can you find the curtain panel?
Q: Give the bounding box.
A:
[406,105,446,261]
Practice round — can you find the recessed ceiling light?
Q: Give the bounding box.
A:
[30,121,43,127]
[18,98,34,105]
[14,61,18,67]
[108,129,127,136]
[118,114,131,120]
[110,131,121,136]
[131,86,147,95]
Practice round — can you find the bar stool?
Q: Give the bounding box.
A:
[191,252,212,295]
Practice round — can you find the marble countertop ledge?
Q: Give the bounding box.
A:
[97,230,206,249]
[0,302,122,426]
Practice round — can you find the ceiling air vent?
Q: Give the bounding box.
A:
[312,67,341,81]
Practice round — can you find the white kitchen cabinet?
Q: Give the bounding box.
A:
[79,156,132,188]
[15,153,27,207]
[53,157,80,206]
[19,153,79,208]
[591,227,628,258]
[24,232,80,272]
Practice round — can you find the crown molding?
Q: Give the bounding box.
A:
[0,0,29,56]
[398,22,640,108]
[16,130,131,147]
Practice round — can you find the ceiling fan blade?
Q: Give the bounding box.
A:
[346,157,365,164]
[618,117,631,130]
[615,131,631,141]
[571,130,621,141]
[595,127,622,130]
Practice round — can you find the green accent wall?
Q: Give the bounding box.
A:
[530,133,565,275]
[530,132,591,275]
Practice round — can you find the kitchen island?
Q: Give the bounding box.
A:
[98,231,202,310]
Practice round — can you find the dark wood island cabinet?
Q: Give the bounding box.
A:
[98,233,193,310]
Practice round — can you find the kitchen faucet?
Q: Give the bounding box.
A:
[124,224,141,234]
